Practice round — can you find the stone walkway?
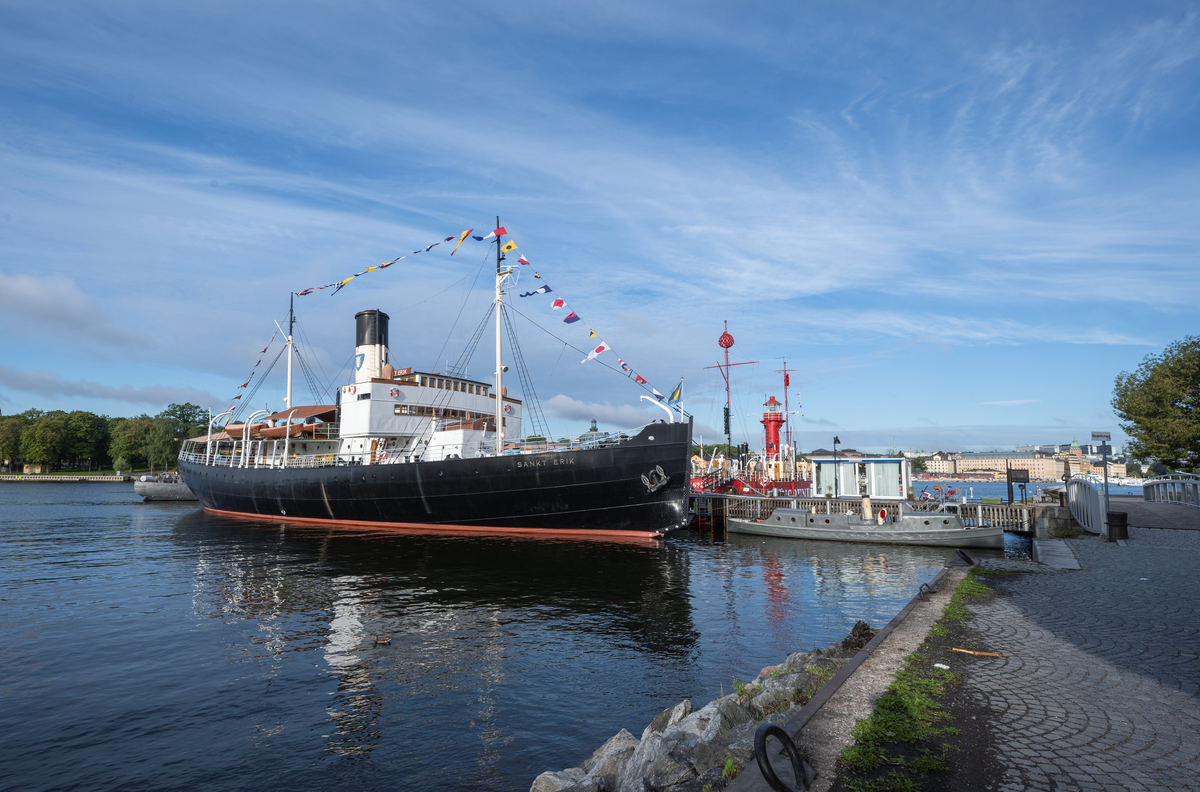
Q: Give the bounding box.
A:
[967,527,1200,791]
[1108,496,1200,531]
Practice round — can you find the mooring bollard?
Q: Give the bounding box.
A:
[1106,511,1128,541]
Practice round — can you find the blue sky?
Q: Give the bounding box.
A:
[1,1,1197,453]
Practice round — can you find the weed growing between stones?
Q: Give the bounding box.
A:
[1051,528,1082,539]
[831,569,1014,792]
[845,770,921,791]
[722,755,739,781]
[806,663,836,686]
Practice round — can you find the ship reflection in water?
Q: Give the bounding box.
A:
[0,484,988,792]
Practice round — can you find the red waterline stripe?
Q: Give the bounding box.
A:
[203,507,665,542]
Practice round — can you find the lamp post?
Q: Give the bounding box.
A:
[833,435,841,498]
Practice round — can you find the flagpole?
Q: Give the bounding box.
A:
[494,216,504,457]
[285,293,294,411]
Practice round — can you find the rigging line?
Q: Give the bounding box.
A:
[505,304,668,401]
[500,305,549,439]
[294,320,332,395]
[429,254,493,373]
[394,272,472,312]
[449,303,495,378]
[294,347,326,404]
[230,346,286,423]
[327,350,356,394]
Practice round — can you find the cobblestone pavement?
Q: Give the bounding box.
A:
[1108,497,1200,531]
[965,527,1200,791]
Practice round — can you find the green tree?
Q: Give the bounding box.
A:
[1126,461,1143,477]
[0,416,31,470]
[910,458,928,473]
[144,403,208,469]
[109,416,154,469]
[20,412,69,466]
[65,411,110,466]
[158,403,207,436]
[1113,337,1200,471]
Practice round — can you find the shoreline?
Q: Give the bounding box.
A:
[531,563,964,792]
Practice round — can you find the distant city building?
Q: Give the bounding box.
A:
[956,452,1067,482]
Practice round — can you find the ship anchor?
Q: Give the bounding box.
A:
[642,465,669,493]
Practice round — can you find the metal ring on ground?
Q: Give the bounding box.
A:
[955,549,976,566]
[753,723,815,791]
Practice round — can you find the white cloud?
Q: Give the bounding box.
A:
[545,394,658,429]
[0,363,218,408]
[0,270,137,346]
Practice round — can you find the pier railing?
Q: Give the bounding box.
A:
[718,495,1032,531]
[1143,474,1200,510]
[1067,473,1109,538]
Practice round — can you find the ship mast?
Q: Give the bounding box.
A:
[493,216,505,456]
[285,293,295,410]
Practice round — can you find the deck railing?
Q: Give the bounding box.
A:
[718,494,1032,531]
[1143,474,1200,510]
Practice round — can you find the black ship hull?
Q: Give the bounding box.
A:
[179,421,692,536]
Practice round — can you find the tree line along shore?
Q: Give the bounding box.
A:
[0,403,207,475]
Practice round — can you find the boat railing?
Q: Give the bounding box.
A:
[722,494,1032,531]
[1143,473,1200,510]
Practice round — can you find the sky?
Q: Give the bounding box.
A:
[1,1,1197,454]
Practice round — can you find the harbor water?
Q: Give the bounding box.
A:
[2,483,1011,791]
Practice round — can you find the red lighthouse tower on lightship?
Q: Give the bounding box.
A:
[761,396,785,459]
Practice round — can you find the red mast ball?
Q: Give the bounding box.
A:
[718,331,734,349]
[761,396,785,456]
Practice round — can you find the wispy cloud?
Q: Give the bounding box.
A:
[0,363,219,408]
[0,270,138,346]
[544,394,656,429]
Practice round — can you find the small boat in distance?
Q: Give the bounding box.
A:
[134,472,198,501]
[726,507,1004,548]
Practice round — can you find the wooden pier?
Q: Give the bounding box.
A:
[0,474,130,482]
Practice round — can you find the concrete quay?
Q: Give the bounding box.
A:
[964,509,1200,791]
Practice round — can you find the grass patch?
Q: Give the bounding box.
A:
[835,570,993,790]
[846,770,921,792]
[939,569,993,622]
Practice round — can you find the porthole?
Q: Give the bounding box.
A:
[924,520,931,525]
[943,519,950,525]
[648,436,655,441]
[824,518,831,524]
[791,517,797,523]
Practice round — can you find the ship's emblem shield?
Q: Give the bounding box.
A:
[355,353,365,370]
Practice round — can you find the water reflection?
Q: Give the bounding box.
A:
[1,483,983,792]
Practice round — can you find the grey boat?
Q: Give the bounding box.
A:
[726,507,1004,548]
[134,473,198,502]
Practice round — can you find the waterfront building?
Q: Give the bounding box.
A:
[922,452,956,475]
[956,451,1067,482]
